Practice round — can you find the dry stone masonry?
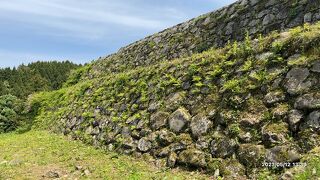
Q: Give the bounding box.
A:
[34,0,320,179]
[85,0,320,79]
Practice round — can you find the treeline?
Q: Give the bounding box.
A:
[0,60,81,133]
[0,61,81,99]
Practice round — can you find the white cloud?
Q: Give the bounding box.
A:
[0,0,166,27]
[0,0,181,40]
[0,0,238,67]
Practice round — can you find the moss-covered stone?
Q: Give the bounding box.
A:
[175,133,193,146]
[210,135,238,158]
[298,129,320,152]
[237,144,267,168]
[178,148,207,167]
[168,107,191,133]
[271,103,289,120]
[220,159,246,179]
[262,122,289,147]
[264,91,286,105]
[265,145,301,164]
[157,129,176,146]
[150,111,169,130]
[190,113,212,138]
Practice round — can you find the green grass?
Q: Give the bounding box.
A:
[293,147,320,180]
[0,131,210,180]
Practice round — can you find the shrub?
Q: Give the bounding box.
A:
[0,95,24,133]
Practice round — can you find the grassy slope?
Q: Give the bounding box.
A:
[0,131,210,180]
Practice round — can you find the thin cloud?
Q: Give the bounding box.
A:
[0,0,177,39]
[0,0,238,68]
[0,0,167,28]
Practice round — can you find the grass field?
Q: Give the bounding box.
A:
[0,131,211,180]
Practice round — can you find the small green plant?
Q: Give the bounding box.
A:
[206,65,223,78]
[258,34,264,51]
[240,59,253,72]
[231,41,240,56]
[303,23,311,31]
[287,55,310,66]
[271,40,285,54]
[165,74,181,87]
[224,59,237,67]
[188,63,201,76]
[190,88,201,94]
[147,41,156,48]
[112,116,120,122]
[195,82,205,88]
[242,31,253,54]
[192,75,202,82]
[222,78,244,93]
[249,70,267,83]
[228,123,241,136]
[140,91,149,102]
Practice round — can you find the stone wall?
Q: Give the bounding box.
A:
[87,0,320,77]
[49,0,320,178]
[57,24,320,178]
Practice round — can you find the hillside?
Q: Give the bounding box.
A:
[0,61,80,99]
[0,61,80,134]
[27,21,320,179]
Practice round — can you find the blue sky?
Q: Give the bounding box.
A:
[0,0,237,68]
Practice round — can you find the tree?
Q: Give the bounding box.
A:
[0,61,81,133]
[0,95,23,133]
[0,61,81,99]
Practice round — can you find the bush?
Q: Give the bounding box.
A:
[0,95,24,133]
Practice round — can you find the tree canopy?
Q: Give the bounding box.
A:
[0,61,81,99]
[0,60,81,133]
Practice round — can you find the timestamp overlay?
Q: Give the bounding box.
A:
[262,162,307,168]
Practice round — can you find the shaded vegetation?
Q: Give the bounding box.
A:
[0,95,24,133]
[0,61,81,133]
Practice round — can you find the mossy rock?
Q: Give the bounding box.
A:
[271,103,289,120]
[220,159,246,179]
[150,111,170,130]
[237,144,267,168]
[190,113,213,138]
[262,122,289,147]
[175,133,193,146]
[177,148,207,167]
[298,129,320,152]
[265,145,301,164]
[210,135,238,158]
[168,107,191,133]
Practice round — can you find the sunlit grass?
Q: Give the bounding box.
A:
[0,131,210,180]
